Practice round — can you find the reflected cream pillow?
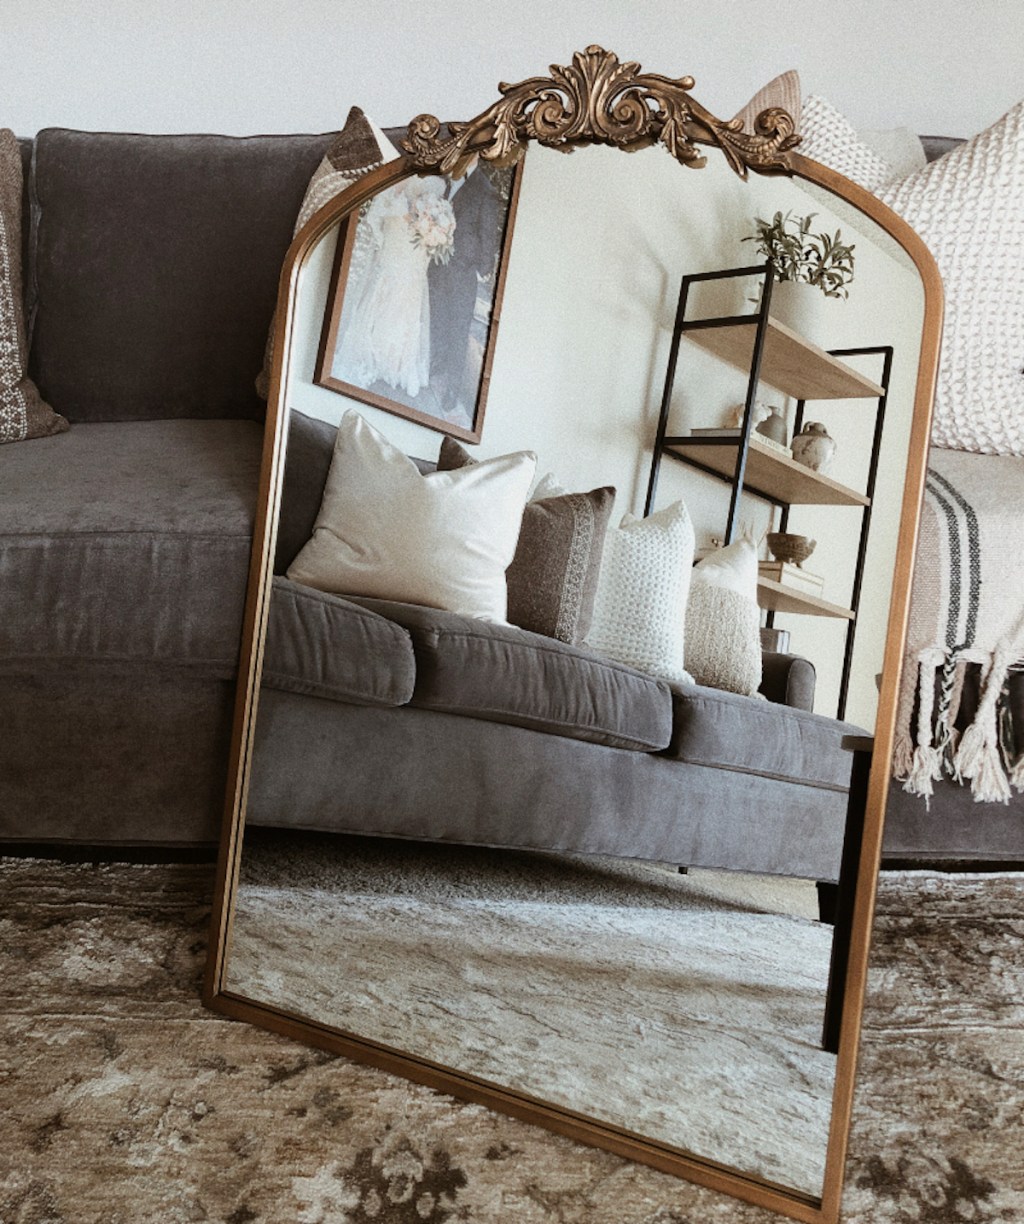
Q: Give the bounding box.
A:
[685,535,763,696]
[585,501,695,687]
[287,412,536,621]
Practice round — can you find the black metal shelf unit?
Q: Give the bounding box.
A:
[644,260,893,720]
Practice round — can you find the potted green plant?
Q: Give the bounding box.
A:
[742,210,855,342]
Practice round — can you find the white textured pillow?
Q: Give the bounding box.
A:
[585,501,695,687]
[287,411,536,621]
[879,100,1024,456]
[797,94,899,191]
[858,126,927,178]
[685,537,763,697]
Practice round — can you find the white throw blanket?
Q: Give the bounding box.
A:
[894,448,1024,804]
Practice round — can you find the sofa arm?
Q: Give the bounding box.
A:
[759,651,816,711]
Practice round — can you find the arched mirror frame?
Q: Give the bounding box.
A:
[204,48,943,1224]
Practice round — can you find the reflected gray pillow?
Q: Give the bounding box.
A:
[438,437,614,645]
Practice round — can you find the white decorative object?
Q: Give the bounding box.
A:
[725,400,772,431]
[287,411,535,622]
[797,94,900,191]
[790,422,837,474]
[685,533,762,696]
[769,280,825,343]
[585,501,695,687]
[879,100,1024,457]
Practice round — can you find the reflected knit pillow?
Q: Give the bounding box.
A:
[878,100,1024,456]
[256,107,399,398]
[585,501,695,687]
[438,439,615,643]
[0,129,68,445]
[685,536,762,696]
[287,411,535,621]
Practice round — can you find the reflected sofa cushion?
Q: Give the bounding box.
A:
[0,419,262,673]
[344,596,675,752]
[663,685,859,792]
[437,438,615,645]
[262,577,416,707]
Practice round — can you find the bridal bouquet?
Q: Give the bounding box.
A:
[409,194,456,265]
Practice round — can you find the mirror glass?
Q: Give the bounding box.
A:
[217,139,928,1204]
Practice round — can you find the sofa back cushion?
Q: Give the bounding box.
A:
[27,128,332,423]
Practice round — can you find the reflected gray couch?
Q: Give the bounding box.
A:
[245,410,862,883]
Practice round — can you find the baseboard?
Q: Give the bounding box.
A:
[881,857,1024,873]
[0,841,218,864]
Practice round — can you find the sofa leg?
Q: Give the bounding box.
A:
[816,881,838,924]
[677,866,689,875]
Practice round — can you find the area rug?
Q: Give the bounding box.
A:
[226,832,834,1196]
[2,858,1023,1224]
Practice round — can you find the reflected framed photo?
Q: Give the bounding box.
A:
[315,160,523,444]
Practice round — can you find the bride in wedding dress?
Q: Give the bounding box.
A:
[340,176,454,399]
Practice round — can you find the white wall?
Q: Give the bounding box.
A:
[3,0,1021,140]
[284,144,925,729]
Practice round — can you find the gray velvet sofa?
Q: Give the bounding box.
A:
[2,126,859,878]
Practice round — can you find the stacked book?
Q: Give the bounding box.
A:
[758,560,824,595]
[690,427,791,457]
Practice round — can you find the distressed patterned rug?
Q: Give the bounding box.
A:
[2,859,1023,1223]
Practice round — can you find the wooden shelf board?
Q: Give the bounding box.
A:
[664,436,870,507]
[757,577,855,619]
[682,316,885,400]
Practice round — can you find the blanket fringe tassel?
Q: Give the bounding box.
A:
[954,654,1013,804]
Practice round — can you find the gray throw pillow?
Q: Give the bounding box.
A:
[0,129,68,445]
[438,437,614,645]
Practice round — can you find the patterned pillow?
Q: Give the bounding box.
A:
[0,129,68,445]
[879,101,1024,456]
[256,107,399,398]
[685,535,763,697]
[796,95,899,191]
[437,439,615,644]
[585,502,695,687]
[731,70,802,134]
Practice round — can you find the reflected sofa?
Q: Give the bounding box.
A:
[1,125,978,874]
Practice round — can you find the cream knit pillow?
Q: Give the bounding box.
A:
[878,100,1024,456]
[797,94,899,191]
[585,501,695,687]
[287,411,536,622]
[685,536,763,697]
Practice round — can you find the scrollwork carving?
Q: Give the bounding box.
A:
[402,46,800,179]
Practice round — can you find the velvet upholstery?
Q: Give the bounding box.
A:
[663,686,859,791]
[0,669,232,845]
[28,129,332,423]
[247,696,850,881]
[275,410,338,574]
[759,651,816,711]
[263,578,416,707]
[0,420,262,671]
[343,596,675,752]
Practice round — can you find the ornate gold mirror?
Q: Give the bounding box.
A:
[205,48,941,1222]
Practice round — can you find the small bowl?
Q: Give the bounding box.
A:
[766,532,817,567]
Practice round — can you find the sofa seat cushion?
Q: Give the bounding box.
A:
[0,419,262,674]
[345,597,674,752]
[262,578,415,708]
[664,685,863,791]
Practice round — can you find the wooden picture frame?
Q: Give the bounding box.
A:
[314,160,523,444]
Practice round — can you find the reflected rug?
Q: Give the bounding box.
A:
[227,833,834,1196]
[2,857,1023,1223]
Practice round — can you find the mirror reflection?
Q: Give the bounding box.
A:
[222,141,927,1198]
